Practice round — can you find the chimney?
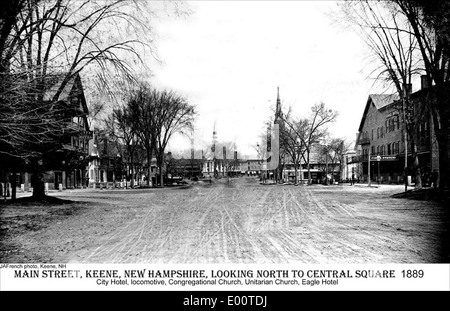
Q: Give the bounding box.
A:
[420,75,429,90]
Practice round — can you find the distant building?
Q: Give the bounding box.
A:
[166,154,203,178]
[87,130,124,185]
[87,129,159,187]
[341,149,358,182]
[281,144,341,184]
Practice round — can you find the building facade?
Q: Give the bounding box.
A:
[350,87,437,184]
[17,73,92,191]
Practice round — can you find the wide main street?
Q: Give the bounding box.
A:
[1,177,448,263]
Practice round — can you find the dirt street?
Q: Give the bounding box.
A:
[1,177,449,263]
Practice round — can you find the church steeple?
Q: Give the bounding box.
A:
[275,86,281,124]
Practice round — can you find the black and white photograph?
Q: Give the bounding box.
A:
[1,0,449,295]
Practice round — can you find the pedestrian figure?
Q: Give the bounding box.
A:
[351,173,355,186]
[431,170,438,189]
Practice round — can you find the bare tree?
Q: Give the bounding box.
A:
[302,103,338,184]
[1,0,157,198]
[277,102,337,184]
[153,90,196,187]
[105,105,140,188]
[127,82,157,186]
[126,83,196,187]
[393,0,450,190]
[279,109,307,185]
[317,137,350,184]
[338,1,426,189]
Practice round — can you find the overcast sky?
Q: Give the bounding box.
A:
[148,1,386,158]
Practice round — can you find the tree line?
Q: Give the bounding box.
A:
[104,82,195,188]
[0,0,186,199]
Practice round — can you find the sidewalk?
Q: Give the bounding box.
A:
[1,188,92,201]
[351,182,415,191]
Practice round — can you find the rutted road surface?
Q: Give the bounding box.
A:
[1,178,448,263]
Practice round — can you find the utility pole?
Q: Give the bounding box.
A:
[377,155,381,185]
[368,146,371,187]
[325,148,329,185]
[401,87,408,192]
[212,122,217,178]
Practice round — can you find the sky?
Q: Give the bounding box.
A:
[147,1,387,158]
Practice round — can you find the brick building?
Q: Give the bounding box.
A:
[350,86,437,184]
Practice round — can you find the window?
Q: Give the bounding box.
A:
[371,129,374,140]
[387,143,391,155]
[371,146,375,155]
[377,127,380,139]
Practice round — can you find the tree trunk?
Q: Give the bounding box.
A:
[432,85,450,191]
[147,148,151,187]
[436,129,449,191]
[32,171,46,199]
[294,164,298,185]
[307,150,311,184]
[412,143,422,189]
[408,132,422,189]
[11,171,16,200]
[129,154,134,188]
[158,155,164,187]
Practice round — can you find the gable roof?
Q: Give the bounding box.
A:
[43,73,89,116]
[369,94,399,110]
[358,94,399,132]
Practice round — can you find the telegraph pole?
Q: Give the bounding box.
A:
[368,146,371,187]
[212,122,217,178]
[402,88,408,192]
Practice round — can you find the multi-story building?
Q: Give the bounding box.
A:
[341,149,358,182]
[17,73,91,191]
[350,81,438,184]
[201,158,247,177]
[239,159,263,176]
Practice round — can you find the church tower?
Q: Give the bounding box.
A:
[274,86,282,125]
